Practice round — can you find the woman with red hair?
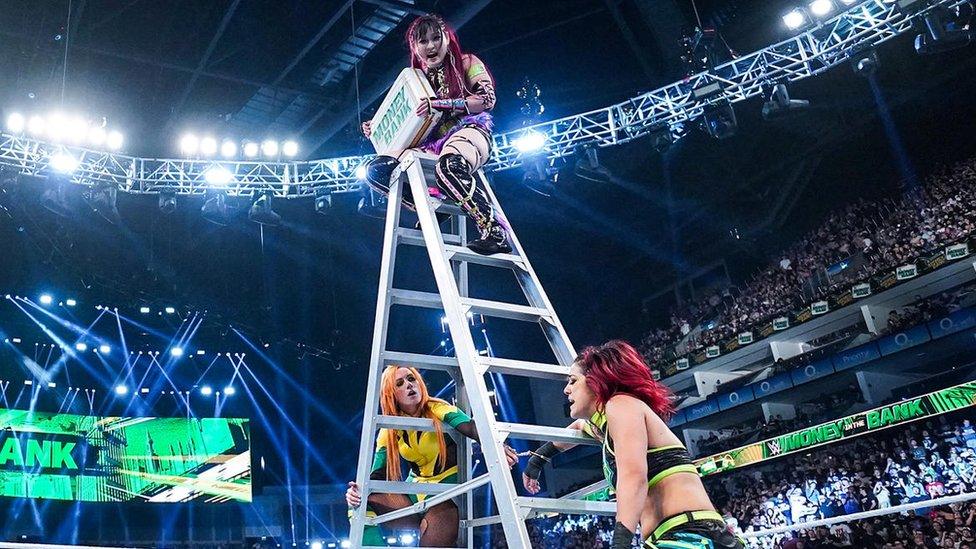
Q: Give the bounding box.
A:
[346,365,516,546]
[362,14,507,255]
[563,340,744,549]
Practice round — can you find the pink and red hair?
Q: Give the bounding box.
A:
[405,15,484,100]
[575,340,675,420]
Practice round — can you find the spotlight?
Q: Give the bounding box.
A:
[220,140,237,158]
[139,306,150,314]
[87,183,121,225]
[114,384,128,395]
[761,83,810,120]
[243,141,259,158]
[164,306,175,314]
[513,130,546,153]
[159,192,177,214]
[46,112,68,141]
[248,193,281,226]
[852,49,879,77]
[50,152,79,174]
[650,126,674,154]
[311,543,323,549]
[65,298,77,307]
[809,0,834,16]
[106,131,124,151]
[87,125,106,147]
[99,344,111,354]
[170,347,184,357]
[703,102,738,139]
[204,166,233,186]
[340,541,351,548]
[200,385,213,396]
[573,145,611,182]
[27,115,45,135]
[39,294,53,305]
[314,187,333,214]
[200,137,218,156]
[6,112,25,133]
[223,386,236,396]
[261,140,279,157]
[41,181,72,217]
[180,134,200,155]
[48,382,57,388]
[24,380,33,386]
[196,349,205,355]
[357,188,387,218]
[201,193,231,225]
[75,342,87,352]
[354,165,367,180]
[521,155,556,196]
[783,8,808,30]
[386,539,396,546]
[66,117,88,144]
[915,4,974,54]
[400,534,415,544]
[140,387,149,394]
[282,140,299,157]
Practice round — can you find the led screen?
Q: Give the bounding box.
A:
[0,409,250,503]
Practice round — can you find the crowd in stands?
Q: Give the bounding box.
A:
[639,156,976,369]
[707,413,976,547]
[694,384,864,457]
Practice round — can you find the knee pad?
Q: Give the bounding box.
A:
[364,155,399,191]
[435,153,474,197]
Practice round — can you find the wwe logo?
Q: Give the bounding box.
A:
[767,440,782,455]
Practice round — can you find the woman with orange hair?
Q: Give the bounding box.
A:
[346,365,517,546]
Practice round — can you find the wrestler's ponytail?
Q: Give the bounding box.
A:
[379,366,449,481]
[575,340,675,420]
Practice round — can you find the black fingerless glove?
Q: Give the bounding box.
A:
[523,442,560,480]
[611,522,636,549]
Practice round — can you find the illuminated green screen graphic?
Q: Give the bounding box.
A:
[0,409,250,503]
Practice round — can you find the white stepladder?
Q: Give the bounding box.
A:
[349,150,616,548]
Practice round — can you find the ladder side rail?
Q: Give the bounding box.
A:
[349,175,408,548]
[404,152,533,547]
[478,171,577,365]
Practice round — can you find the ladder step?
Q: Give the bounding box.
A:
[368,480,456,496]
[444,244,526,270]
[496,422,601,446]
[396,227,462,246]
[519,496,617,517]
[482,357,570,380]
[375,415,439,431]
[368,474,491,526]
[460,297,552,323]
[389,288,443,309]
[380,351,457,372]
[561,479,610,500]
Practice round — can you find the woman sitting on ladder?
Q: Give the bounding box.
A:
[345,365,517,547]
[362,14,509,256]
[563,340,745,549]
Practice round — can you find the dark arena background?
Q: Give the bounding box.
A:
[0,0,975,547]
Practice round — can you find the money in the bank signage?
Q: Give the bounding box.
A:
[896,264,918,280]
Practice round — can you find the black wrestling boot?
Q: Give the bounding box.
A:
[363,155,399,193]
[467,224,512,256]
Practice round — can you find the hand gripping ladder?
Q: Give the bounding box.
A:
[349,151,616,548]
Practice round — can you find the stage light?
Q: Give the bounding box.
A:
[355,165,367,180]
[224,386,236,396]
[386,539,397,546]
[810,0,834,16]
[87,182,120,225]
[48,382,57,388]
[114,384,128,395]
[248,193,281,226]
[261,140,279,157]
[200,385,213,396]
[783,8,807,29]
[196,349,205,355]
[66,117,88,144]
[159,191,177,214]
[170,346,184,357]
[107,131,124,151]
[201,193,230,225]
[11,338,21,343]
[513,130,546,153]
[839,0,856,4]
[200,136,218,156]
[204,166,233,186]
[140,387,149,394]
[282,140,299,157]
[50,152,79,174]
[340,541,351,549]
[400,534,414,544]
[357,188,387,218]
[99,344,110,354]
[180,134,200,155]
[852,49,880,77]
[39,294,53,305]
[220,140,237,158]
[75,342,87,352]
[65,298,76,306]
[24,380,32,386]
[762,83,810,120]
[164,306,175,314]
[243,141,259,158]
[6,112,25,133]
[27,115,45,135]
[47,112,68,141]
[139,306,150,314]
[311,542,323,549]
[915,4,974,54]
[703,102,738,139]
[88,126,106,146]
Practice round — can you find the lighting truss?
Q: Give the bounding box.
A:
[0,0,962,198]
